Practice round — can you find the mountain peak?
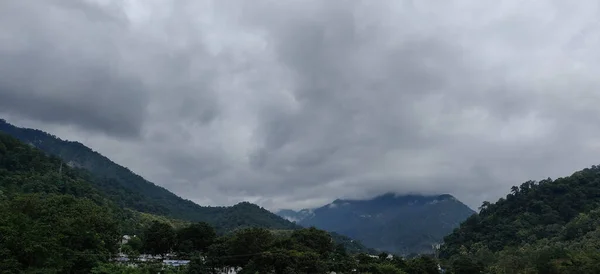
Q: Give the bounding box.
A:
[276,192,475,254]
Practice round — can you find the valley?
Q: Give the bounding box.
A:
[5,119,600,273]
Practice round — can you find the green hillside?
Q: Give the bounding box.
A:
[440,165,600,273]
[0,132,125,272]
[1,132,440,273]
[0,119,298,233]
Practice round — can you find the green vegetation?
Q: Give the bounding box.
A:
[0,131,388,273]
[270,229,377,255]
[0,194,120,273]
[0,120,298,233]
[441,165,600,273]
[0,133,121,273]
[114,221,441,274]
[16,115,600,273]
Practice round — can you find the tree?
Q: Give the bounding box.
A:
[290,227,335,257]
[125,236,143,254]
[450,255,484,274]
[176,222,216,255]
[478,201,491,213]
[227,228,274,267]
[405,256,439,274]
[142,221,176,257]
[186,255,210,274]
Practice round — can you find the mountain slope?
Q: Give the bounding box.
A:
[277,193,475,255]
[0,133,419,273]
[439,165,600,272]
[0,119,298,232]
[0,131,189,234]
[0,132,130,272]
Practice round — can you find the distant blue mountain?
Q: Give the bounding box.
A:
[276,193,475,255]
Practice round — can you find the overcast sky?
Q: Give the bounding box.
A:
[2,0,600,211]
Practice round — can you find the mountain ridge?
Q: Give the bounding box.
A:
[277,192,475,255]
[0,119,299,233]
[439,165,600,272]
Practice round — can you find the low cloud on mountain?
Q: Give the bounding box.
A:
[2,0,600,210]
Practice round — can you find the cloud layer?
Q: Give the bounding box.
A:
[2,0,600,210]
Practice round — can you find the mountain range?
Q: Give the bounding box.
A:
[0,119,381,254]
[0,119,298,233]
[7,117,600,272]
[0,118,475,255]
[277,193,475,255]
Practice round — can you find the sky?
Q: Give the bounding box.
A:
[2,0,600,211]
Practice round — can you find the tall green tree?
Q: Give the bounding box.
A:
[290,227,335,257]
[226,227,274,268]
[142,221,177,257]
[176,222,216,255]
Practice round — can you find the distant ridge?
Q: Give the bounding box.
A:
[277,192,475,254]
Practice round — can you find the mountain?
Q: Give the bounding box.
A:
[277,192,475,255]
[0,119,298,233]
[439,165,600,273]
[0,131,130,272]
[0,132,390,273]
[277,208,315,223]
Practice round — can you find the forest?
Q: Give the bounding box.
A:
[441,166,600,273]
[95,222,441,274]
[0,132,416,273]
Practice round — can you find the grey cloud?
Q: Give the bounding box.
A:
[3,0,600,211]
[0,0,146,137]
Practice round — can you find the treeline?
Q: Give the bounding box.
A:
[102,221,442,274]
[440,165,600,273]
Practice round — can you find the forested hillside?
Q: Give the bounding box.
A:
[0,133,124,272]
[440,165,600,273]
[0,119,298,232]
[0,132,432,273]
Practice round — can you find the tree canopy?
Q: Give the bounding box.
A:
[440,165,600,273]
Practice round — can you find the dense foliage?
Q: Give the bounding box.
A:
[0,120,299,232]
[0,130,383,273]
[279,193,475,254]
[0,134,122,272]
[441,165,600,273]
[115,221,442,274]
[0,194,120,273]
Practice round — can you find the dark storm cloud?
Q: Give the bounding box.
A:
[0,0,147,137]
[3,0,600,211]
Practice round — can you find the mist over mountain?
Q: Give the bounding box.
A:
[277,192,475,254]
